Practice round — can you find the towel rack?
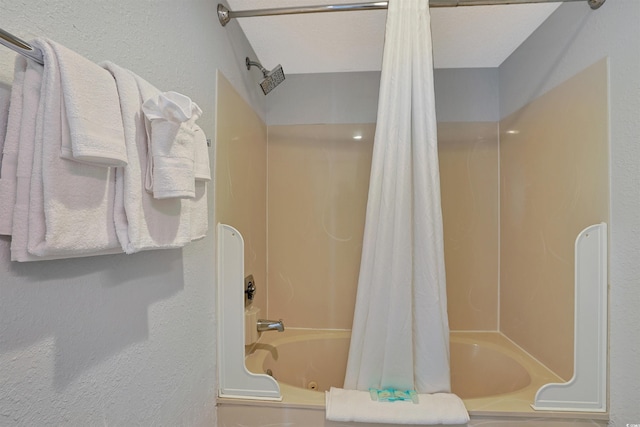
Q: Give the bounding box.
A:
[0,27,44,65]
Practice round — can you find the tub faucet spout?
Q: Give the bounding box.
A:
[257,319,285,332]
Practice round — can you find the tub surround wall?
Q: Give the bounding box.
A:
[265,121,500,331]
[498,4,640,420]
[499,59,609,381]
[439,122,499,331]
[215,72,269,317]
[267,124,374,329]
[264,69,501,331]
[496,2,640,421]
[434,70,501,333]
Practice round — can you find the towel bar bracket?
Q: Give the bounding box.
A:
[0,28,44,65]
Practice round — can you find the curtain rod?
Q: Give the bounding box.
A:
[217,0,605,26]
[0,0,606,64]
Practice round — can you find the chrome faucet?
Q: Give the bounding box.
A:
[257,319,285,333]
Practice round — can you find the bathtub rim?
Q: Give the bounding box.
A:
[232,328,608,421]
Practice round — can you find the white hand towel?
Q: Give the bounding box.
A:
[190,181,208,241]
[142,91,202,199]
[10,40,122,261]
[193,124,211,182]
[0,58,26,236]
[0,86,10,233]
[102,62,193,254]
[10,59,43,260]
[190,126,210,241]
[325,387,469,425]
[47,40,127,167]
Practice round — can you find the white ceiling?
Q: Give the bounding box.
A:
[226,0,561,74]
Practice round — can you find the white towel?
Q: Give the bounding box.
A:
[0,58,26,236]
[102,62,193,254]
[0,87,9,232]
[325,387,469,425]
[193,124,211,182]
[142,91,202,199]
[190,181,208,241]
[190,126,210,241]
[47,40,127,167]
[10,60,44,260]
[9,40,122,261]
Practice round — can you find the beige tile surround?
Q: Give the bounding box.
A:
[215,72,268,315]
[267,124,374,329]
[499,59,609,380]
[266,122,500,331]
[439,122,500,331]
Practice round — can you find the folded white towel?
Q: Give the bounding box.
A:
[142,91,202,199]
[9,40,123,261]
[10,59,42,260]
[47,40,127,167]
[103,62,194,254]
[189,125,210,241]
[325,387,469,425]
[0,58,26,236]
[190,181,208,241]
[193,124,211,182]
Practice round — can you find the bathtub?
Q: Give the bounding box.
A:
[218,329,608,425]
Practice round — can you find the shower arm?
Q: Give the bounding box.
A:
[217,0,605,26]
[246,57,269,77]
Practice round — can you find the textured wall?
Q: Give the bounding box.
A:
[0,1,262,425]
[433,68,500,123]
[499,1,640,422]
[266,72,381,125]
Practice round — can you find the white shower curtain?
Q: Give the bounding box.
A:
[344,0,450,394]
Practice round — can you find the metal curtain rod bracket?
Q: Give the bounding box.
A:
[217,0,605,26]
[0,27,43,65]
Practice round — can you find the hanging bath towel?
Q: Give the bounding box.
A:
[0,58,26,236]
[11,40,123,261]
[103,62,208,254]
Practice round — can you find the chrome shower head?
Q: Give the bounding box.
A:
[246,57,285,95]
